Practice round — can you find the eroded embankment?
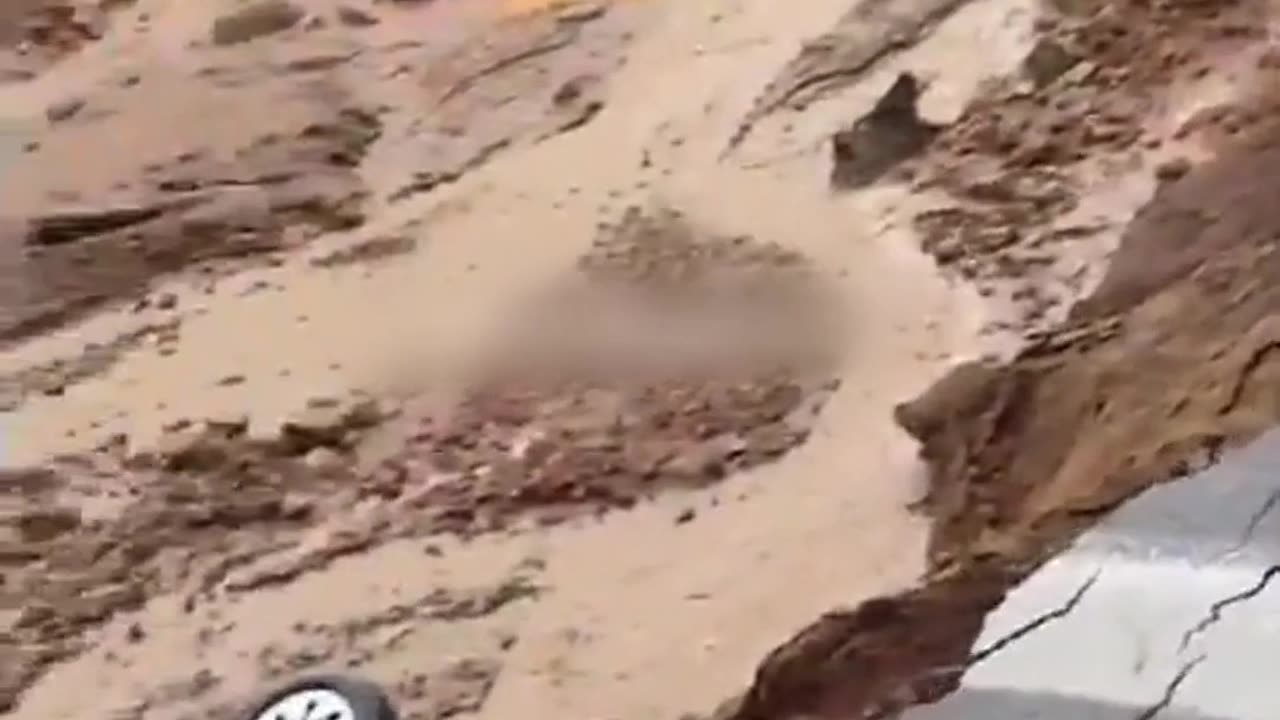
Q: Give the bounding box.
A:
[721,40,1280,720]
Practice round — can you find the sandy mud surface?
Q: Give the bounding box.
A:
[3,0,1279,718]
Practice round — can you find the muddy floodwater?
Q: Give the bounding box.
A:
[3,0,1280,718]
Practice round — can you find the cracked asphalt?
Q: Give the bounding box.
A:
[905,429,1280,720]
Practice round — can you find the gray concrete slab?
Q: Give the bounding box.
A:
[907,687,1235,720]
[905,429,1280,720]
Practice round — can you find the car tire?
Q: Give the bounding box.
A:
[241,674,399,720]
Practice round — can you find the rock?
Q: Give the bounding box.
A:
[1021,38,1079,88]
[397,658,502,718]
[309,234,416,268]
[155,426,228,472]
[662,443,727,483]
[26,202,172,247]
[46,97,86,123]
[210,0,304,46]
[15,507,81,542]
[302,446,345,474]
[280,409,347,452]
[336,5,379,26]
[246,417,287,447]
[893,361,1000,444]
[14,602,57,629]
[280,495,315,520]
[830,73,942,190]
[204,412,250,437]
[1155,157,1191,182]
[344,396,385,428]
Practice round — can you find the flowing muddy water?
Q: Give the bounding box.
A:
[0,0,1062,717]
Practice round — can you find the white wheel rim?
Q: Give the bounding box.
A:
[253,688,357,720]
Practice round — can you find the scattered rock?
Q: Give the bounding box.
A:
[14,507,81,542]
[397,658,502,719]
[279,396,384,454]
[210,0,304,46]
[393,213,839,535]
[45,96,86,123]
[336,5,379,26]
[1155,156,1192,182]
[1021,38,1079,88]
[153,426,228,472]
[25,202,173,247]
[302,446,346,474]
[309,234,416,268]
[831,73,943,190]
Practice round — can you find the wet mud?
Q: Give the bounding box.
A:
[9,0,1280,717]
[716,0,1280,717]
[0,207,841,712]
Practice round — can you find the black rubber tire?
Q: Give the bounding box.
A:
[241,674,399,720]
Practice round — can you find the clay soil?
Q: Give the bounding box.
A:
[7,0,1280,718]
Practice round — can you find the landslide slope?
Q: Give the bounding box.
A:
[724,28,1280,720]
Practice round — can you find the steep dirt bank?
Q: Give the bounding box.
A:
[718,2,1280,717]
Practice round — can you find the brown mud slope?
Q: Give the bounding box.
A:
[721,6,1280,720]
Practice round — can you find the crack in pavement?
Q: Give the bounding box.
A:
[965,569,1101,668]
[1133,655,1206,720]
[1178,564,1280,652]
[904,568,1102,697]
[1208,487,1280,565]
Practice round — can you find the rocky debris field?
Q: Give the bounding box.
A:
[0,201,840,714]
[6,0,1280,717]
